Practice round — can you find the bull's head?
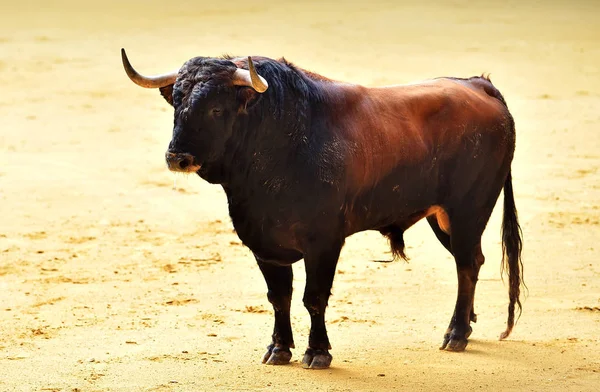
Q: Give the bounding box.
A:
[121,49,268,182]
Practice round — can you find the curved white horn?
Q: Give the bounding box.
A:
[121,48,178,88]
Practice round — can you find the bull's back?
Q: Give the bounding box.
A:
[341,78,509,185]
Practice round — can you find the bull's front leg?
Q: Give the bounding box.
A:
[256,256,295,365]
[302,242,342,369]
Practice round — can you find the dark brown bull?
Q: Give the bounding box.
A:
[121,48,524,369]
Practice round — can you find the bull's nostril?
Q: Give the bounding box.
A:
[178,158,190,169]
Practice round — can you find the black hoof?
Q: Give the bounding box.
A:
[302,348,332,369]
[440,326,472,352]
[442,337,469,352]
[262,344,292,365]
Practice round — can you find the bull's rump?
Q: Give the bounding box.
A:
[341,77,513,233]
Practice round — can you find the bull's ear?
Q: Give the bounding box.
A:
[159,84,174,106]
[236,86,260,113]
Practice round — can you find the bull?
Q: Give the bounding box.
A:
[121,48,524,369]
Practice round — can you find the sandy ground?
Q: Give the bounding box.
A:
[1,0,599,390]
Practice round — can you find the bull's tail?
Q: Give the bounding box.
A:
[499,169,524,340]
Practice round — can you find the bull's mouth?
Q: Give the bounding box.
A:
[165,152,201,173]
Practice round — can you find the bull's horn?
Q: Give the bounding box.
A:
[232,56,268,93]
[121,48,178,88]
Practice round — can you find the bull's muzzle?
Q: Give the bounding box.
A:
[165,152,201,173]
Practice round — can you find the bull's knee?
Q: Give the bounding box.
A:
[302,293,328,316]
[267,291,290,312]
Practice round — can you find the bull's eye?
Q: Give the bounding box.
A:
[211,108,223,116]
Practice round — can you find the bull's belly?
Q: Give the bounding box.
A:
[343,175,439,235]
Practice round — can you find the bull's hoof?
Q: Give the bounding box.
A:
[302,348,332,369]
[440,326,472,352]
[262,344,292,365]
[441,337,469,351]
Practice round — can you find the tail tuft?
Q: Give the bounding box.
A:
[380,226,408,261]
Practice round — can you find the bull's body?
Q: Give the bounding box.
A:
[226,76,511,262]
[122,51,523,369]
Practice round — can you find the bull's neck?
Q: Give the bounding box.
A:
[223,80,364,194]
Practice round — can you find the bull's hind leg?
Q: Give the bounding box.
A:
[439,205,491,352]
[256,257,294,365]
[441,240,487,352]
[440,234,484,351]
[427,216,481,323]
